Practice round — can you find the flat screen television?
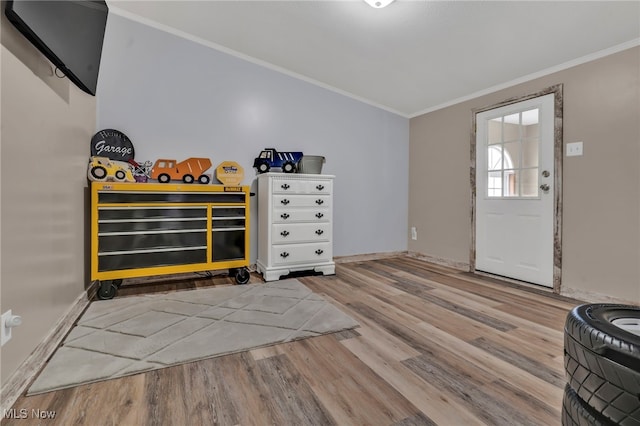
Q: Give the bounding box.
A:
[5,0,109,96]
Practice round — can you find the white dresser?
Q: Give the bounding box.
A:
[257,172,336,281]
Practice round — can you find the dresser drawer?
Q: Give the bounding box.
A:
[273,208,331,223]
[274,194,331,208]
[257,173,335,281]
[271,242,332,265]
[272,223,331,244]
[272,178,332,195]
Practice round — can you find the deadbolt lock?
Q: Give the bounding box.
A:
[542,170,550,178]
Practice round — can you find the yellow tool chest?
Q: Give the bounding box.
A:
[91,182,250,299]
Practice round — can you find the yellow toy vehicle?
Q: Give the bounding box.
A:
[88,156,135,182]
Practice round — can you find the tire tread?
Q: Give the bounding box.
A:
[565,307,640,425]
[562,384,612,426]
[565,306,640,362]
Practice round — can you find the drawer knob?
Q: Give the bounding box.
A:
[281,199,290,205]
[315,199,324,205]
[280,252,290,258]
[315,212,324,219]
[281,183,290,190]
[315,229,324,235]
[316,185,325,191]
[280,230,290,237]
[315,249,324,255]
[281,213,290,220]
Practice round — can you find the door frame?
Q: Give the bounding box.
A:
[470,84,564,293]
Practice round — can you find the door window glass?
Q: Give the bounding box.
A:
[486,108,540,198]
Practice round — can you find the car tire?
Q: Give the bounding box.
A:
[564,304,640,425]
[562,384,611,426]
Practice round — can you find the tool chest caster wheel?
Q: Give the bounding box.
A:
[234,268,250,285]
[97,281,118,300]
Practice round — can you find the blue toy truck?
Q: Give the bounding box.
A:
[253,148,303,173]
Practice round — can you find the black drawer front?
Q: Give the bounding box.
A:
[212,219,245,229]
[99,232,206,253]
[99,220,207,233]
[98,192,246,204]
[212,230,245,261]
[99,207,206,220]
[212,207,245,217]
[98,249,207,272]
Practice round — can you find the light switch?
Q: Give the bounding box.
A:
[566,142,583,157]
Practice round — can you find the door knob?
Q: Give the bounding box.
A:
[540,184,550,191]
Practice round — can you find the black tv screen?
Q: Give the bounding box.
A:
[5,0,108,96]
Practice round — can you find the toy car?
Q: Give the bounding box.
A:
[253,148,303,173]
[88,156,135,182]
[150,158,212,184]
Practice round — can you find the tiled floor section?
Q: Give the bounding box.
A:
[28,279,359,395]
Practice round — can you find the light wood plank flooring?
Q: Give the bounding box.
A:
[3,256,583,426]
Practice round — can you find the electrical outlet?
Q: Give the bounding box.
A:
[566,141,583,157]
[1,310,13,346]
[411,227,417,240]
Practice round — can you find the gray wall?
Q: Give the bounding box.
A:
[409,46,640,303]
[1,11,96,385]
[97,13,409,260]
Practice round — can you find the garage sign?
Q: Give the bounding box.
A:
[90,129,135,161]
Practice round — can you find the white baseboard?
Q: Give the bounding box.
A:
[406,251,470,271]
[334,251,408,264]
[560,286,639,305]
[0,282,96,413]
[407,252,637,305]
[335,250,471,271]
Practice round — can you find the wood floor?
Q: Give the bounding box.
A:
[3,256,583,426]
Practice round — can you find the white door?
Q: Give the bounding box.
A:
[475,94,555,287]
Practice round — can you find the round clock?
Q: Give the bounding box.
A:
[90,129,135,161]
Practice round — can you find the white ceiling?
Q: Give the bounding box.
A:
[108,1,640,118]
